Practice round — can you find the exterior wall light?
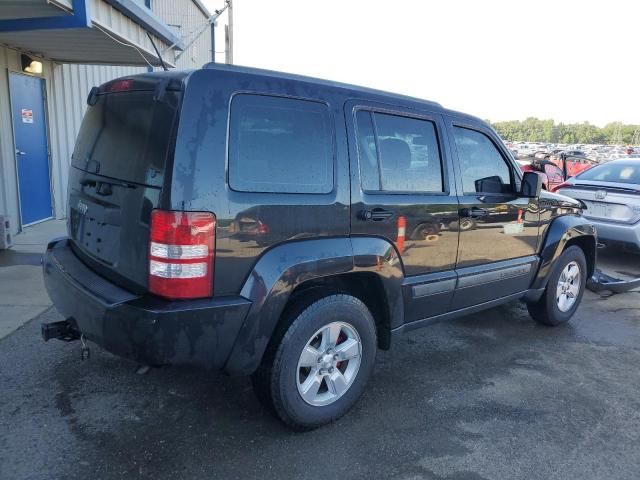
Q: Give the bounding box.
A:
[21,54,43,75]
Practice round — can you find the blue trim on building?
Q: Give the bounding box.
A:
[0,0,184,52]
[102,0,185,49]
[0,0,91,32]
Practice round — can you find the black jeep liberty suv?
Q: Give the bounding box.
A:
[42,64,596,430]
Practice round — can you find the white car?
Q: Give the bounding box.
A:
[556,159,640,253]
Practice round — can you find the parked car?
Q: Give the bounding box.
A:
[549,153,598,178]
[520,160,566,191]
[41,65,597,430]
[556,159,640,253]
[516,145,537,158]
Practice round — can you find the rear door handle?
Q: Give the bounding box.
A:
[461,207,489,218]
[358,208,394,221]
[15,149,26,156]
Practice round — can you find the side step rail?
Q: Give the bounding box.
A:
[587,269,640,294]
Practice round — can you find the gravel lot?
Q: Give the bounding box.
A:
[1,250,639,480]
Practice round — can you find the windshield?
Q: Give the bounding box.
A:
[577,162,640,184]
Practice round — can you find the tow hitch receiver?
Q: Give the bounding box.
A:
[41,320,80,342]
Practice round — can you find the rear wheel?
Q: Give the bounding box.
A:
[527,245,587,326]
[251,294,377,430]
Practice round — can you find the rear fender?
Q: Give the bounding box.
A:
[223,236,404,375]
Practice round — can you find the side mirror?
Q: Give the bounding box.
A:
[520,171,543,198]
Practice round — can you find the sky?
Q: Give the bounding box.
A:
[204,0,639,126]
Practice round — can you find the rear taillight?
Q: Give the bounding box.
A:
[149,210,215,300]
[257,220,270,234]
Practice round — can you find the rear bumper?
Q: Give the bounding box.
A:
[587,218,640,250]
[43,238,251,370]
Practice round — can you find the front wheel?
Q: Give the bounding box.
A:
[527,245,587,326]
[251,294,377,430]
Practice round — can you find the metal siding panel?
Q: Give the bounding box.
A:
[0,46,15,225]
[151,0,211,68]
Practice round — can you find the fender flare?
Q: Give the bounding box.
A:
[223,236,404,376]
[530,215,597,293]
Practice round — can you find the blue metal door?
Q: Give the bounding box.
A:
[9,73,53,225]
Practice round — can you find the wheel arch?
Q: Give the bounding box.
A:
[531,215,597,292]
[223,236,404,376]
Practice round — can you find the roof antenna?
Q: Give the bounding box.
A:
[146,32,168,71]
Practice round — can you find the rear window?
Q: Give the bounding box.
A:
[72,90,181,187]
[577,162,640,184]
[228,94,334,194]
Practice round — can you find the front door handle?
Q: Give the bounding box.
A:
[461,207,489,218]
[358,208,394,221]
[15,149,26,156]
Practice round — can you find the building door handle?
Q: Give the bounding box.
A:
[15,149,26,156]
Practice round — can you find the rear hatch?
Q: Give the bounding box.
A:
[68,73,186,292]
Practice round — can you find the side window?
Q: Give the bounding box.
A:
[453,127,514,194]
[228,94,333,194]
[355,110,444,193]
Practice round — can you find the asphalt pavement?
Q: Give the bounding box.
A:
[1,270,640,480]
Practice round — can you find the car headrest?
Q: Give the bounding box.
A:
[380,138,411,171]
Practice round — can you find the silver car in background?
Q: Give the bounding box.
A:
[556,159,640,253]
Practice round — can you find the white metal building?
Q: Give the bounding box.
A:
[0,0,220,236]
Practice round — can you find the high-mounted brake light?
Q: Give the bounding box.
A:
[149,210,215,300]
[108,79,134,93]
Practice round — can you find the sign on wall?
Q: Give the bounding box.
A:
[21,108,33,123]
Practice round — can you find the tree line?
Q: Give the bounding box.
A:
[489,117,640,145]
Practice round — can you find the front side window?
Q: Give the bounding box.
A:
[453,127,514,194]
[355,110,444,193]
[229,94,333,194]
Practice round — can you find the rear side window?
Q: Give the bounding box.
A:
[453,127,514,194]
[229,94,333,194]
[355,110,443,193]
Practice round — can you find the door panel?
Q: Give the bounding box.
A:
[9,73,52,225]
[346,101,460,321]
[447,120,540,308]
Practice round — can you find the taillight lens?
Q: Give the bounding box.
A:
[149,210,215,300]
[551,182,571,192]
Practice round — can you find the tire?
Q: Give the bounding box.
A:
[527,245,587,326]
[251,294,377,430]
[449,218,476,232]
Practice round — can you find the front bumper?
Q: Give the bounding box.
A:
[42,238,251,369]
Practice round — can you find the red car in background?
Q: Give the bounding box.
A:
[520,154,598,191]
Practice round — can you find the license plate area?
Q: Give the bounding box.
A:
[69,193,121,265]
[583,200,631,221]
